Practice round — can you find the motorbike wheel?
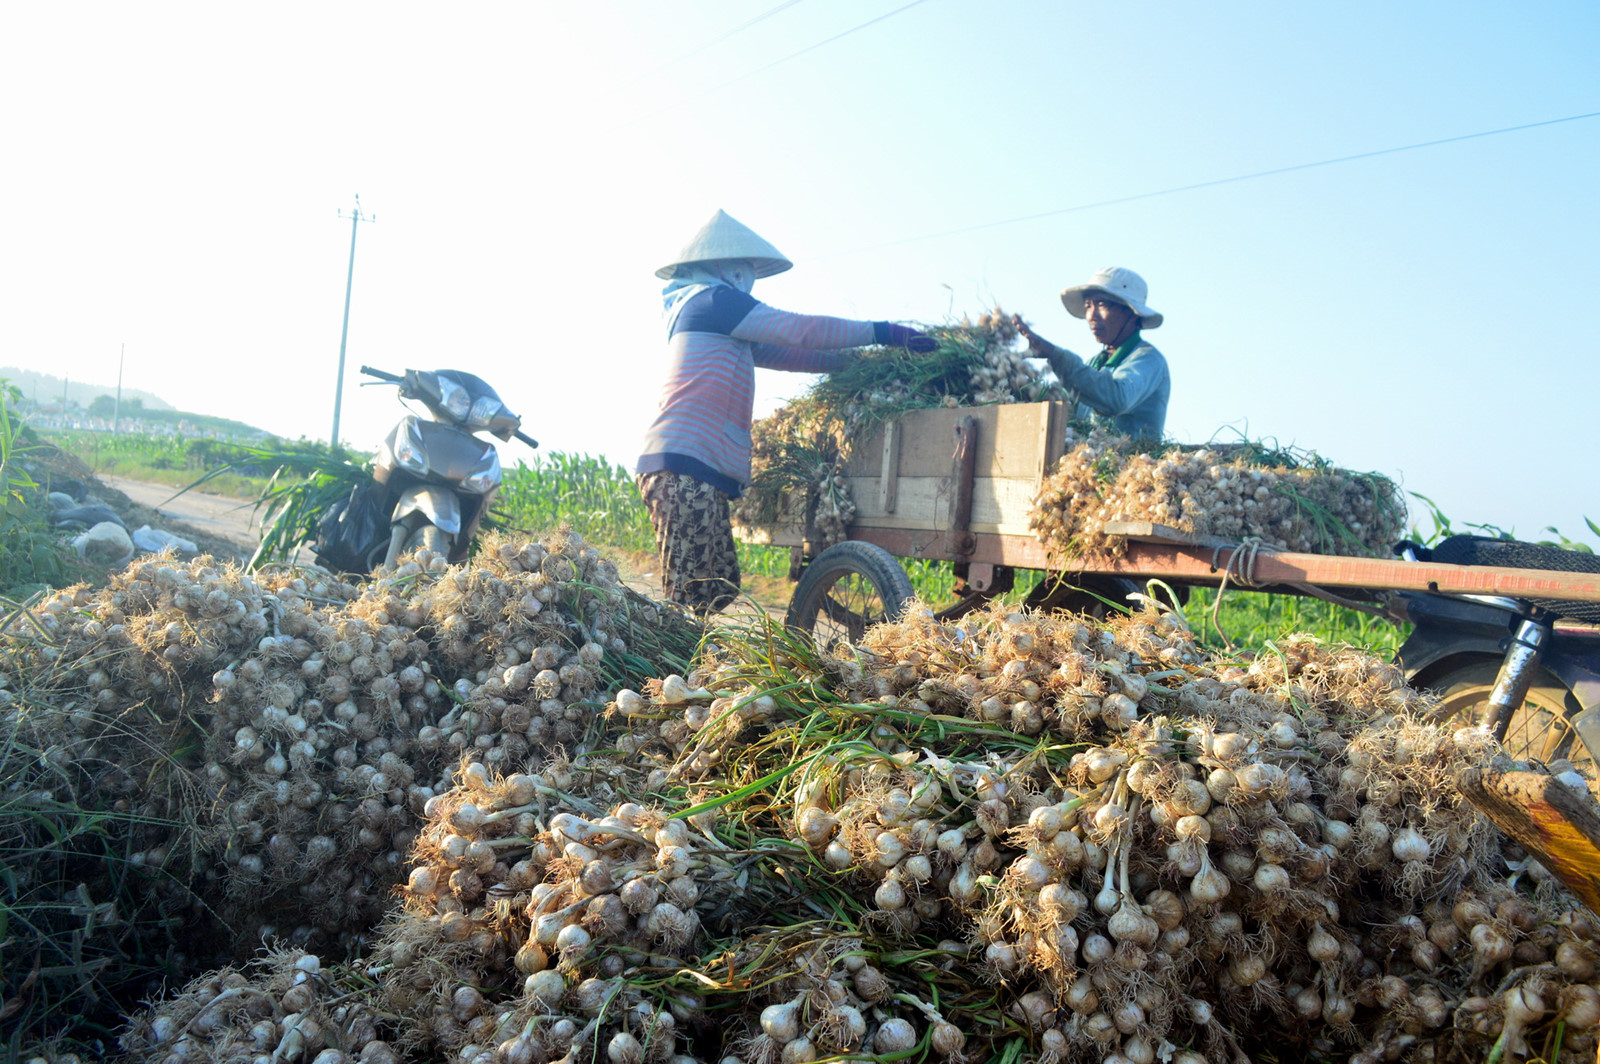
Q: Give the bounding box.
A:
[418,524,450,557]
[1425,659,1595,782]
[384,522,452,568]
[786,542,914,652]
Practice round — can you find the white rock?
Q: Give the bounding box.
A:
[132,525,198,554]
[73,521,135,566]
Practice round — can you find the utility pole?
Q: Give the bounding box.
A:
[114,342,124,435]
[330,194,375,450]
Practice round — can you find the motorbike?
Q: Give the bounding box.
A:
[313,365,537,573]
[1394,534,1600,774]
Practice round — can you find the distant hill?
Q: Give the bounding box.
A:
[0,367,175,411]
[4,367,271,439]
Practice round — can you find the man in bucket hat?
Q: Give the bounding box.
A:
[1014,266,1169,439]
[637,209,937,616]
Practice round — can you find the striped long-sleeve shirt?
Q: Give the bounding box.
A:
[637,285,879,496]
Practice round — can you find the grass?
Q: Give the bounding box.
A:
[0,685,200,1055]
[39,431,336,501]
[0,391,90,596]
[1182,585,1405,657]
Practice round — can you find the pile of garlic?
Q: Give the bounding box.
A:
[619,604,1600,1064]
[1030,429,1408,560]
[26,529,1600,1064]
[115,596,1600,1064]
[0,530,699,1053]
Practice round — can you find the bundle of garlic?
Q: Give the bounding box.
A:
[1030,429,1408,559]
[730,403,855,548]
[715,926,970,1064]
[362,758,729,1063]
[119,948,398,1064]
[957,309,1055,406]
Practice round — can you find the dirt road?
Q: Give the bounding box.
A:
[97,476,264,558]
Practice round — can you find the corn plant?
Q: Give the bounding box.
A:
[497,453,655,551]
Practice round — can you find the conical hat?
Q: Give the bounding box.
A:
[656,210,793,279]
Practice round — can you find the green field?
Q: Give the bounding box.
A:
[43,430,333,499]
[40,430,1410,654]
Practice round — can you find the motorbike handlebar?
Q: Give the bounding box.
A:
[363,364,537,448]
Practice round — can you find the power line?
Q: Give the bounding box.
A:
[627,0,935,124]
[716,0,932,89]
[833,110,1600,255]
[628,0,809,84]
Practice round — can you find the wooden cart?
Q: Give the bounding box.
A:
[737,400,1600,907]
[737,400,1600,638]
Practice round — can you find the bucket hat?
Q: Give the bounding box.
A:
[656,210,794,280]
[1060,266,1163,329]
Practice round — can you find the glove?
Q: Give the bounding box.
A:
[875,321,938,353]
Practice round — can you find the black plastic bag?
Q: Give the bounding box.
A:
[313,484,389,574]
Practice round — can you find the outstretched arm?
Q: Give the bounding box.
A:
[740,305,934,370]
[735,303,876,372]
[1014,314,1086,385]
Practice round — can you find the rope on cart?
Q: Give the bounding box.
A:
[1206,538,1396,648]
[1205,538,1269,649]
[1215,537,1271,588]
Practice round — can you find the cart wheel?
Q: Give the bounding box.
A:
[1425,659,1595,786]
[787,542,915,651]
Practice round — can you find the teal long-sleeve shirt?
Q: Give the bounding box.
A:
[1042,332,1169,439]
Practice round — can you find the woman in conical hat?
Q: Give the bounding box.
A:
[1013,266,1170,440]
[636,209,936,616]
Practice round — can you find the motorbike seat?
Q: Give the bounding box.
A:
[1425,534,1600,624]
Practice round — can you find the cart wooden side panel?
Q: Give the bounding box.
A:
[738,401,1069,549]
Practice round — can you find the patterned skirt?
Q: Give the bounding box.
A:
[635,471,741,615]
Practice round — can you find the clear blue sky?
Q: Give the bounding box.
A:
[3,2,1595,545]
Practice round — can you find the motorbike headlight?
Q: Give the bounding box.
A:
[467,396,503,430]
[437,376,472,422]
[459,450,502,495]
[393,435,429,475]
[391,418,430,475]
